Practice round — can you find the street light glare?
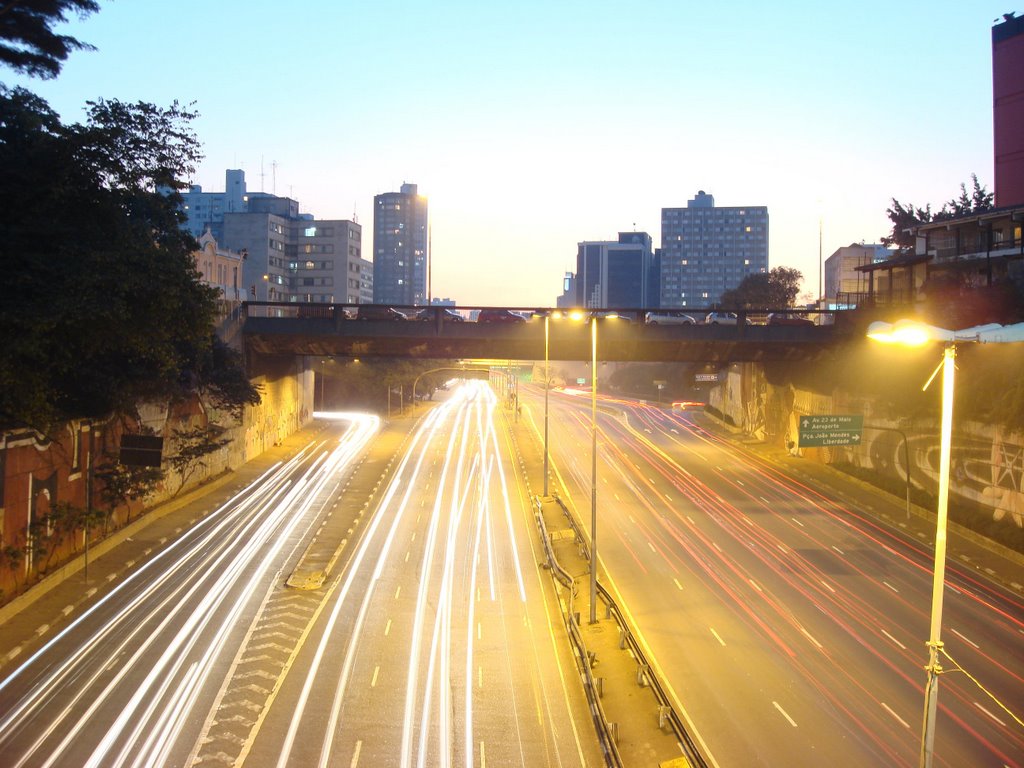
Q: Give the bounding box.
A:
[866,320,930,346]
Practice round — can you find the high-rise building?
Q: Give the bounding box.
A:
[660,191,768,308]
[575,232,655,308]
[180,169,248,241]
[222,195,362,305]
[993,13,1024,206]
[373,183,428,306]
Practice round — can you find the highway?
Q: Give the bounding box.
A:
[521,383,1024,767]
[0,414,380,767]
[245,380,599,767]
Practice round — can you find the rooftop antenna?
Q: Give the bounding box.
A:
[259,155,265,193]
[272,160,278,195]
[352,202,358,224]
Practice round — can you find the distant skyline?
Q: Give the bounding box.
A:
[7,1,1016,305]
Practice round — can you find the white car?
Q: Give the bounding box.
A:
[705,311,738,325]
[644,311,696,325]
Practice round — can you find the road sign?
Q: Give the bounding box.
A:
[798,415,863,447]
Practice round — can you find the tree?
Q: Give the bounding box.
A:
[882,175,993,253]
[95,458,165,525]
[0,0,99,80]
[0,87,232,432]
[720,267,803,308]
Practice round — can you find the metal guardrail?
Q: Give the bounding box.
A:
[533,495,623,768]
[547,493,711,768]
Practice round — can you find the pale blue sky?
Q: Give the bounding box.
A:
[9,1,1016,305]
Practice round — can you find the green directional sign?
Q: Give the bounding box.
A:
[798,414,863,447]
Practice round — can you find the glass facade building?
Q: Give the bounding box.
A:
[372,183,428,306]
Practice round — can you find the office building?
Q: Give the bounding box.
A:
[994,13,1024,206]
[192,231,246,302]
[823,243,891,306]
[575,231,655,308]
[180,169,248,241]
[222,195,363,305]
[373,183,428,306]
[660,190,768,308]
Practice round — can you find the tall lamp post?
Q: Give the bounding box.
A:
[589,314,598,624]
[543,312,552,497]
[867,319,1024,768]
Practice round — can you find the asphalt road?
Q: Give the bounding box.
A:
[0,414,381,767]
[520,383,1024,767]
[246,380,601,767]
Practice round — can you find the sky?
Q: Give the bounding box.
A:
[7,1,1017,306]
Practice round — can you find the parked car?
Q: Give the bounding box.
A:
[414,308,465,322]
[645,311,696,325]
[767,312,814,326]
[356,305,407,321]
[704,311,738,325]
[477,308,527,323]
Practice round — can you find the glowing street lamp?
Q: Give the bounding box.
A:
[867,319,1024,768]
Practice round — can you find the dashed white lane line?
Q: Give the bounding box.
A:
[712,542,723,553]
[951,628,980,649]
[881,629,906,650]
[831,545,844,555]
[349,739,363,767]
[974,702,1006,727]
[773,701,797,727]
[881,702,910,729]
[749,579,762,593]
[760,496,770,503]
[370,665,380,687]
[821,580,836,593]
[710,627,726,646]
[394,586,401,600]
[882,581,899,593]
[384,619,392,637]
[480,741,487,768]
[673,578,684,591]
[647,541,657,553]
[791,518,804,527]
[800,627,822,649]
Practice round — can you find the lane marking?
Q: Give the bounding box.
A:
[951,628,979,649]
[673,578,684,591]
[710,627,726,646]
[821,580,836,594]
[394,586,401,600]
[883,581,899,593]
[881,703,910,729]
[773,701,797,727]
[800,627,822,649]
[350,739,362,768]
[791,518,804,527]
[760,496,770,503]
[384,619,392,637]
[831,545,844,555]
[712,542,723,553]
[371,665,380,687]
[974,702,1006,727]
[480,741,486,768]
[648,541,657,553]
[749,579,762,592]
[881,629,906,650]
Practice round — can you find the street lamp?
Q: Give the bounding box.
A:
[866,319,1024,768]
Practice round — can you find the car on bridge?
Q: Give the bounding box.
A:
[767,312,814,326]
[356,305,408,321]
[704,311,738,325]
[477,308,527,323]
[644,311,696,325]
[414,308,465,323]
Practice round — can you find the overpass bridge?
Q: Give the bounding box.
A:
[241,303,856,363]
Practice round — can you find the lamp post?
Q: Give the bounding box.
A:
[867,319,1024,768]
[589,314,598,624]
[543,312,550,497]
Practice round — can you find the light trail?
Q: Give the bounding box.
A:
[0,414,379,767]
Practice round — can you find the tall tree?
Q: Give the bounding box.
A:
[0,87,258,431]
[0,0,99,80]
[882,175,993,253]
[720,267,803,308]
